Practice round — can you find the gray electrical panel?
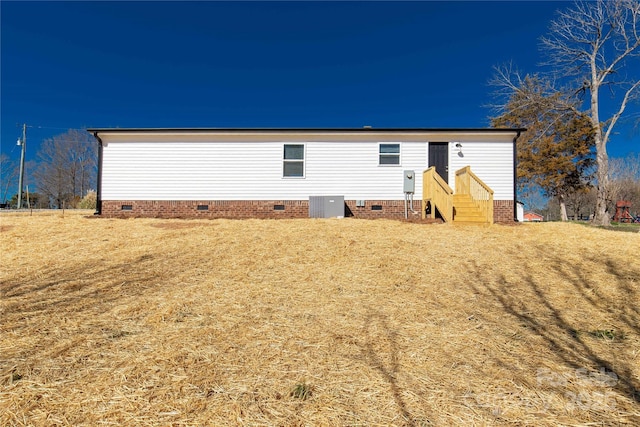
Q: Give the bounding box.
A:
[404,170,415,193]
[309,196,345,218]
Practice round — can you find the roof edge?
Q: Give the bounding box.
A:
[87,127,526,134]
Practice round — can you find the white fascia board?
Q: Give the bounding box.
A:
[96,130,519,144]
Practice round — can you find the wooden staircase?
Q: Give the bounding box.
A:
[422,166,494,225]
[452,193,491,225]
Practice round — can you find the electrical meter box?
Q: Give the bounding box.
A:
[404,170,415,193]
[309,196,345,218]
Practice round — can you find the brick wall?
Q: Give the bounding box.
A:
[100,199,424,220]
[494,200,515,223]
[101,199,514,222]
[346,200,423,220]
[101,200,307,219]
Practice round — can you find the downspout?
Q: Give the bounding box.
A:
[513,130,521,221]
[93,132,103,215]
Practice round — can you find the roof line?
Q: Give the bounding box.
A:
[87,127,526,133]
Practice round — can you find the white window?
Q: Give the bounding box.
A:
[283,144,305,177]
[379,143,400,165]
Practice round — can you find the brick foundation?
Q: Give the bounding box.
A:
[100,199,515,222]
[100,199,424,220]
[101,200,306,219]
[346,200,423,220]
[493,200,515,223]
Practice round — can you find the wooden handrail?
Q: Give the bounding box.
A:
[455,166,494,223]
[422,167,453,222]
[455,166,493,196]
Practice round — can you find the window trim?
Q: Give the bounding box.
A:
[378,143,401,166]
[283,143,305,178]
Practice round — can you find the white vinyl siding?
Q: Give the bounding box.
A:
[99,132,515,202]
[448,141,514,200]
[102,140,426,201]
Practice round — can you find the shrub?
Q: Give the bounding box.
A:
[77,191,97,209]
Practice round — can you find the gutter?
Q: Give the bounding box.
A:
[93,132,103,215]
[85,127,527,134]
[513,130,522,221]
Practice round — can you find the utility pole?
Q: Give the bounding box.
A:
[17,124,26,209]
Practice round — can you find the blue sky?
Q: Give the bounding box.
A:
[1,1,638,176]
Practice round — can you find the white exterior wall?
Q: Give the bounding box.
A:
[447,141,514,200]
[102,140,427,201]
[99,131,516,202]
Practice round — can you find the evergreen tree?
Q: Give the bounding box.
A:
[492,74,595,220]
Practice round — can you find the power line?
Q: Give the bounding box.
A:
[17,123,77,131]
[40,139,98,147]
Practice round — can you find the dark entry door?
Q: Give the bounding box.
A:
[429,142,449,184]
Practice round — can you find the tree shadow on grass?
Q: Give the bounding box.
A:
[357,309,425,427]
[463,248,640,405]
[1,253,162,304]
[0,254,167,363]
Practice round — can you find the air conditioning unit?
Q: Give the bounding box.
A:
[309,196,345,218]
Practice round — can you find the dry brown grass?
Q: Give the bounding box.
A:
[1,211,639,426]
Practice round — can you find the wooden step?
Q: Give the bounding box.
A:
[453,196,479,208]
[454,206,483,216]
[452,197,476,203]
[453,220,491,226]
[454,216,487,223]
[454,203,479,210]
[454,213,486,221]
[453,194,488,224]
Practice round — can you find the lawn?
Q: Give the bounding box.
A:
[1,211,639,426]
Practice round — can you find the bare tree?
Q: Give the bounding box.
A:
[608,153,640,215]
[541,0,640,225]
[566,186,597,220]
[0,153,19,204]
[33,129,97,208]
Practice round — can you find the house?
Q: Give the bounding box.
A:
[523,211,544,222]
[88,128,523,223]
